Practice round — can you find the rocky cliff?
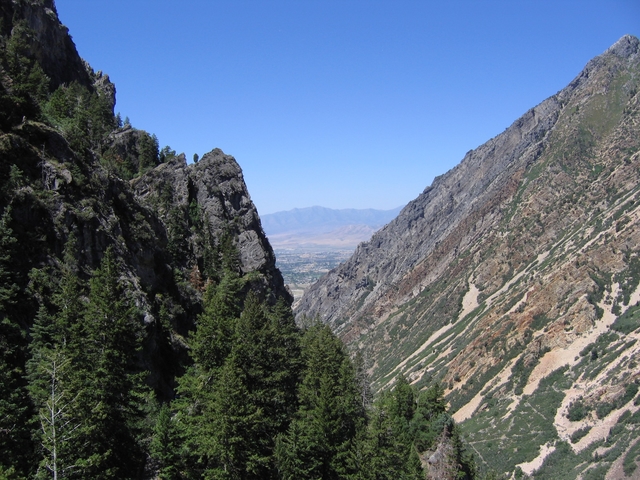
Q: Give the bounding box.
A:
[132,148,288,300]
[297,35,640,477]
[0,0,288,396]
[0,0,114,104]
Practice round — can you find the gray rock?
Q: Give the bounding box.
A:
[132,148,290,303]
[295,35,640,335]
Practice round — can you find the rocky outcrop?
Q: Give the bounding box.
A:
[0,0,115,108]
[0,0,288,397]
[132,148,290,302]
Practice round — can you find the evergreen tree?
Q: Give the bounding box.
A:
[275,324,365,479]
[0,207,18,310]
[411,383,448,452]
[190,272,243,372]
[166,206,189,266]
[0,20,50,127]
[27,236,86,479]
[53,235,84,351]
[388,375,416,444]
[172,270,245,478]
[176,290,300,479]
[137,131,160,173]
[150,404,180,480]
[356,377,423,480]
[28,341,77,480]
[0,206,34,476]
[66,247,147,479]
[0,316,33,477]
[212,294,300,478]
[43,82,115,155]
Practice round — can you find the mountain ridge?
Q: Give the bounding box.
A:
[296,34,640,477]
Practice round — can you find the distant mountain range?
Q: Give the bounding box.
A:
[261,206,402,250]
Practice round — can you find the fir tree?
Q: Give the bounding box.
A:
[27,236,86,479]
[357,377,423,480]
[0,206,34,476]
[0,316,33,477]
[176,290,301,479]
[150,404,180,480]
[275,324,365,479]
[410,383,448,452]
[66,247,148,479]
[0,207,18,310]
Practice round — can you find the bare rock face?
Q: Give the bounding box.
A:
[0,0,115,109]
[132,148,290,303]
[296,71,563,333]
[297,35,640,477]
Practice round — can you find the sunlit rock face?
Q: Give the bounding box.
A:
[297,35,640,476]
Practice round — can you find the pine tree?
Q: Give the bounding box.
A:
[66,247,147,479]
[0,206,34,476]
[275,324,365,479]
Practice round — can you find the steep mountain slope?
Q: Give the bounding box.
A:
[0,0,287,396]
[297,35,640,477]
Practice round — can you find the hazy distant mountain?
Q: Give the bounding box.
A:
[261,206,402,251]
[261,206,402,236]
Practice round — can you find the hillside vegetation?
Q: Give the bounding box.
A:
[297,35,640,478]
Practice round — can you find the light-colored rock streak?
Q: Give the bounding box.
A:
[516,443,556,476]
[453,355,520,423]
[522,283,621,396]
[459,282,480,319]
[389,281,480,388]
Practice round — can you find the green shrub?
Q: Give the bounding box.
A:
[596,402,615,419]
[570,426,591,443]
[567,399,590,421]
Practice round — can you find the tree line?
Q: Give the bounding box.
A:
[0,218,476,478]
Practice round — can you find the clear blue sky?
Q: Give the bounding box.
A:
[54,1,639,215]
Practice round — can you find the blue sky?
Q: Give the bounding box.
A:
[54,1,639,215]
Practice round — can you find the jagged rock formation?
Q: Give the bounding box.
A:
[297,35,640,477]
[0,0,114,103]
[132,148,289,301]
[0,0,288,396]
